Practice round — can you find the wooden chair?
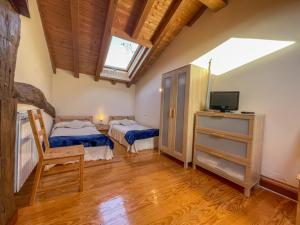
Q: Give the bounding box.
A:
[28,109,85,205]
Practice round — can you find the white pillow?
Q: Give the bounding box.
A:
[109,120,121,125]
[67,120,94,129]
[53,120,94,129]
[53,121,70,129]
[119,119,136,126]
[127,120,137,125]
[80,121,94,128]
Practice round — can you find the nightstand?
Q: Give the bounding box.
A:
[96,124,109,134]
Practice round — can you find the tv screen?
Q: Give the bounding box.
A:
[209,91,240,112]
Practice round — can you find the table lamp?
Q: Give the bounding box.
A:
[95,113,104,124]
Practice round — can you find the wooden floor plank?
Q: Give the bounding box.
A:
[15,143,296,225]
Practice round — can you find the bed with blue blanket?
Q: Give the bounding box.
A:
[50,119,114,161]
[108,118,159,153]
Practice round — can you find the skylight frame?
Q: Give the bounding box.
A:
[104,36,141,72]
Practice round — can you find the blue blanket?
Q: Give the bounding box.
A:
[124,129,159,145]
[49,134,114,149]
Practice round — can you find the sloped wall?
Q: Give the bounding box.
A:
[134,0,300,187]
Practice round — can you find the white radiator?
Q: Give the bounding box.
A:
[14,112,38,193]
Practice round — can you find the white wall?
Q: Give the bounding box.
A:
[15,0,53,102]
[52,69,135,123]
[135,0,300,186]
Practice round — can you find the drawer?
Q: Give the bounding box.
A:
[195,151,246,182]
[197,115,250,136]
[195,132,248,158]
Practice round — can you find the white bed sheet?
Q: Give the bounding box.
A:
[51,126,100,137]
[108,123,158,153]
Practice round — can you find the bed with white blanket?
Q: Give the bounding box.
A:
[108,116,159,153]
[49,116,114,161]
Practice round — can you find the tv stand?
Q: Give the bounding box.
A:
[193,111,265,197]
[220,109,232,113]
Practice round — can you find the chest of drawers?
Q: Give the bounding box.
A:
[193,111,264,197]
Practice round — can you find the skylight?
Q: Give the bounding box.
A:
[192,38,295,75]
[105,36,140,70]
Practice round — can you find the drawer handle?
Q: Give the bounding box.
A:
[169,109,176,118]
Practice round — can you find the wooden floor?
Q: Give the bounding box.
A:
[15,143,296,225]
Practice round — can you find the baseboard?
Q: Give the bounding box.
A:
[7,210,18,225]
[260,176,298,200]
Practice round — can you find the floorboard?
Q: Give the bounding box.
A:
[15,143,296,225]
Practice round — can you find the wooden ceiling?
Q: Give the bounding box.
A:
[37,0,226,85]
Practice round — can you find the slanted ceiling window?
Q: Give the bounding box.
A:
[192,38,295,75]
[105,36,140,71]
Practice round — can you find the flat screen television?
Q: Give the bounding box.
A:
[209,91,240,112]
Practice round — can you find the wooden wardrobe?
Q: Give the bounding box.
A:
[159,64,208,168]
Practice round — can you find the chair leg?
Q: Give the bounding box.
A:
[79,156,84,192]
[30,162,44,205]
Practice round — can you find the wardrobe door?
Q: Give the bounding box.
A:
[174,72,187,156]
[160,75,175,151]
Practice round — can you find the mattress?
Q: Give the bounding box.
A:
[50,125,113,161]
[109,124,158,153]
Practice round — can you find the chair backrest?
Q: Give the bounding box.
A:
[28,109,50,161]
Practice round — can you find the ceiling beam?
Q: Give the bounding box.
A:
[99,76,129,85]
[112,28,153,48]
[187,5,207,27]
[130,0,185,84]
[151,0,184,45]
[132,0,155,39]
[197,0,226,11]
[37,0,56,74]
[95,0,119,81]
[70,0,79,78]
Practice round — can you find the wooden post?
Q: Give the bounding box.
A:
[0,0,21,224]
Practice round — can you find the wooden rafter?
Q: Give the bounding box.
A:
[198,0,226,11]
[70,0,79,78]
[111,28,153,48]
[37,0,225,85]
[132,0,155,40]
[151,0,184,45]
[36,0,56,74]
[95,0,119,81]
[130,0,186,84]
[187,4,207,27]
[131,0,201,84]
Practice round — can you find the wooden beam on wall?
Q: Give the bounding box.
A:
[95,0,119,81]
[70,0,79,78]
[14,82,56,117]
[37,0,56,74]
[132,0,155,39]
[9,0,30,17]
[0,1,20,224]
[197,0,226,11]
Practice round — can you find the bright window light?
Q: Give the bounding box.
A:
[105,36,139,70]
[191,38,295,75]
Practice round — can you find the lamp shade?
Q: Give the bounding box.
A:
[96,113,104,121]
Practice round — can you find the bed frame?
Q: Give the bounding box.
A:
[55,116,93,123]
[108,116,135,122]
